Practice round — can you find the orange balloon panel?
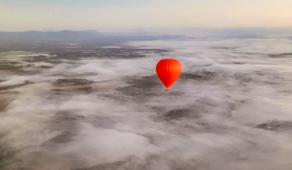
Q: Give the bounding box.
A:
[156,58,182,89]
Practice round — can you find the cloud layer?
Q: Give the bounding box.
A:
[1,36,292,169]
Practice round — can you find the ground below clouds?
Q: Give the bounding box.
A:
[1,37,292,170]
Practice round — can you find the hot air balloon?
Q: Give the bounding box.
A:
[156,58,182,92]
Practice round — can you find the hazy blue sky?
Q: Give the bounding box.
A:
[1,0,292,31]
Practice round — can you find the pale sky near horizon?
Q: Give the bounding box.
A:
[1,0,292,31]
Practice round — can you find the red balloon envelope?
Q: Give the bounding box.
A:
[156,58,182,92]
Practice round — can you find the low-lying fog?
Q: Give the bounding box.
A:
[1,36,292,170]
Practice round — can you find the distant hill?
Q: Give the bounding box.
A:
[0,30,184,42]
[144,27,292,37]
[2,28,290,42]
[0,30,102,41]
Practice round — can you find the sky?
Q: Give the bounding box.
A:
[1,0,292,31]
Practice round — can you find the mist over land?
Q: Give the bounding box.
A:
[0,29,292,170]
